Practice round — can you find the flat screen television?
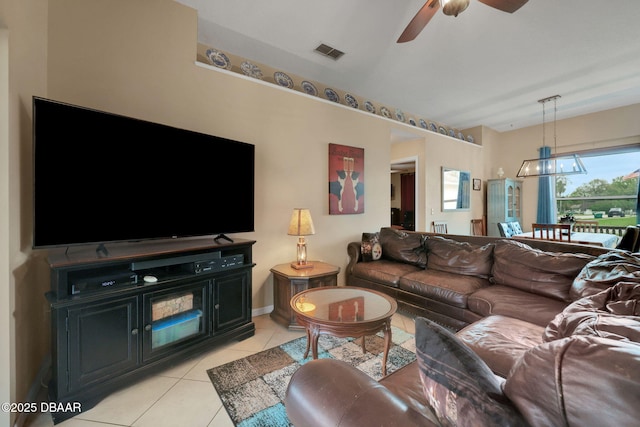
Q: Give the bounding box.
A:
[32,96,255,249]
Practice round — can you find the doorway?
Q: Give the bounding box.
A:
[391,157,418,231]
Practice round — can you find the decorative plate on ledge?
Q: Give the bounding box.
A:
[439,126,447,135]
[345,94,359,109]
[419,119,428,129]
[205,49,231,70]
[240,61,263,79]
[364,101,376,114]
[380,107,392,118]
[274,71,294,88]
[324,88,340,103]
[429,122,438,132]
[301,81,318,96]
[408,118,417,126]
[395,109,405,122]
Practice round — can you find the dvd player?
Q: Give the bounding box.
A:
[70,271,138,295]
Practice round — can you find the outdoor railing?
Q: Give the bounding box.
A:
[571,224,628,237]
[594,225,628,237]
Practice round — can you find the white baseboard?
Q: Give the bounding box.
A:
[252,305,273,317]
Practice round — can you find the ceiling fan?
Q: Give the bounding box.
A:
[397,0,529,43]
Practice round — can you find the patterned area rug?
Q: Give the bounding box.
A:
[207,326,416,427]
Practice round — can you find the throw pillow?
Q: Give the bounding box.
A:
[414,317,526,427]
[425,236,494,279]
[492,239,594,302]
[544,281,640,343]
[361,232,382,262]
[378,227,427,268]
[570,251,640,300]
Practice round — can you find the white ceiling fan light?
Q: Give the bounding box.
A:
[398,0,527,43]
[440,0,470,16]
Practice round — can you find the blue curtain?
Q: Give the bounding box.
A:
[457,171,471,209]
[537,146,556,224]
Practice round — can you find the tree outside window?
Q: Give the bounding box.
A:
[555,151,639,226]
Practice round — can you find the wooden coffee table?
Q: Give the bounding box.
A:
[290,286,398,376]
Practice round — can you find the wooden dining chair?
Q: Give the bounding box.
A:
[616,226,640,252]
[432,221,448,234]
[531,223,572,242]
[574,220,599,233]
[471,219,484,236]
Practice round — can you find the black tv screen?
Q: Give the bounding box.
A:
[33,97,255,248]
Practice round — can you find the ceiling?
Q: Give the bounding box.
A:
[176,0,640,132]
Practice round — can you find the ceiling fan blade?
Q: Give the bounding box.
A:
[478,0,529,13]
[397,0,441,43]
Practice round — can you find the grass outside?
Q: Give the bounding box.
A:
[573,215,638,227]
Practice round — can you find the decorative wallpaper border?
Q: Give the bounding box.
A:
[196,43,478,145]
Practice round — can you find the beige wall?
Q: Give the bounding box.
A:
[45,0,397,310]
[2,0,640,417]
[2,0,49,423]
[1,23,11,427]
[391,135,485,235]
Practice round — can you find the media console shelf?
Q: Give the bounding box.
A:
[45,237,256,424]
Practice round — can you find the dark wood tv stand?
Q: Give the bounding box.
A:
[45,237,255,424]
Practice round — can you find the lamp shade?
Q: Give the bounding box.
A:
[287,208,315,236]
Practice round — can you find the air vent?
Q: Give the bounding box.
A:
[314,43,345,60]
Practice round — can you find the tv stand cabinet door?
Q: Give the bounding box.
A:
[213,270,250,332]
[142,280,210,363]
[66,295,139,393]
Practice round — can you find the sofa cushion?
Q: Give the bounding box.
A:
[399,269,491,308]
[414,317,526,427]
[425,236,494,279]
[544,281,640,343]
[492,239,595,302]
[456,315,544,378]
[467,285,567,327]
[570,251,640,300]
[379,227,427,267]
[361,232,382,262]
[504,335,640,427]
[351,260,422,287]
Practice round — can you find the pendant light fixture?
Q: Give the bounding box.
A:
[517,95,587,178]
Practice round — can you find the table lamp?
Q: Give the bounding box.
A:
[288,208,315,269]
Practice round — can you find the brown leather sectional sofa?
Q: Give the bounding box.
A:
[285,228,640,427]
[346,228,611,330]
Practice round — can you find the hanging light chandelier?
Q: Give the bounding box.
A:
[516,95,587,178]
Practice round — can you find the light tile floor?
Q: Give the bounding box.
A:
[26,312,416,427]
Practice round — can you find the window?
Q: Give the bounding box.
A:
[556,148,639,224]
